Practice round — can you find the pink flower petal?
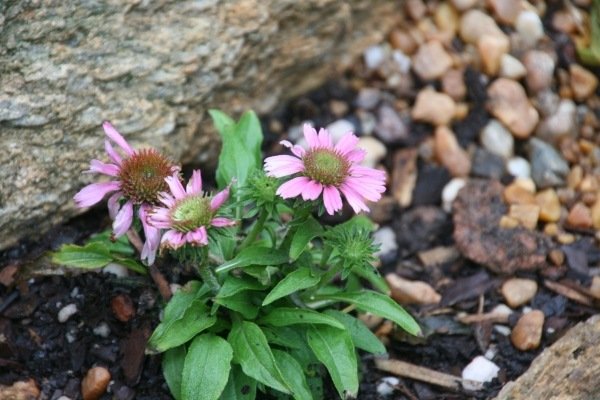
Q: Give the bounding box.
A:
[264,155,305,178]
[139,205,160,265]
[280,140,305,157]
[303,124,320,148]
[74,181,120,208]
[322,186,343,215]
[317,128,333,148]
[113,200,133,238]
[104,140,122,166]
[147,208,173,229]
[301,180,323,201]
[339,183,370,213]
[107,192,123,219]
[157,192,176,208]
[161,230,185,250]
[186,169,203,195]
[103,121,134,156]
[211,217,237,227]
[210,187,230,211]
[88,160,120,176]
[186,227,208,246]
[276,176,311,199]
[346,148,366,163]
[345,177,385,202]
[335,133,359,156]
[165,174,186,199]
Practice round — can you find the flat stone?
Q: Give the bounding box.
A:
[417,246,460,267]
[508,204,540,230]
[451,0,477,11]
[355,87,382,110]
[434,126,471,177]
[374,227,398,262]
[501,278,538,308]
[462,356,500,388]
[388,29,418,54]
[412,88,456,126]
[566,202,593,229]
[434,2,459,34]
[515,11,545,47]
[82,366,111,400]
[478,35,509,76]
[535,189,561,222]
[412,41,453,81]
[511,310,545,351]
[570,64,599,101]
[523,50,556,93]
[453,180,549,274]
[500,54,527,80]
[442,69,467,101]
[326,119,356,143]
[529,138,570,188]
[480,119,514,159]
[487,78,539,139]
[386,273,441,305]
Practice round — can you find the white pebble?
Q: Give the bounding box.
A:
[93,322,111,338]
[462,355,500,388]
[376,377,399,396]
[70,287,80,298]
[491,304,513,317]
[484,346,497,360]
[373,227,398,259]
[57,396,73,400]
[65,331,77,343]
[494,325,512,336]
[358,136,387,168]
[58,304,78,323]
[442,178,467,212]
[515,11,544,46]
[364,45,387,70]
[392,50,411,74]
[506,157,531,178]
[480,120,514,159]
[326,119,356,143]
[102,263,129,278]
[500,54,526,80]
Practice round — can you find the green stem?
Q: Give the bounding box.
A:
[195,247,220,295]
[239,209,268,250]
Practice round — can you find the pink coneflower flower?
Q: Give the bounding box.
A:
[73,122,179,265]
[148,170,236,250]
[264,124,386,215]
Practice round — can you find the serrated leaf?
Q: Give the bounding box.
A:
[290,217,323,260]
[52,243,113,269]
[163,346,186,400]
[262,267,320,306]
[316,290,421,336]
[220,364,257,400]
[260,308,345,330]
[306,325,358,399]
[228,321,290,395]
[323,310,386,355]
[273,350,313,400]
[182,334,233,400]
[216,247,288,274]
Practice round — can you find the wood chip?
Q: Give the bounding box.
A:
[543,280,593,306]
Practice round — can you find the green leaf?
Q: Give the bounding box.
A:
[163,345,186,400]
[216,247,288,274]
[163,281,205,321]
[317,291,421,336]
[209,109,236,136]
[262,326,306,350]
[306,325,358,399]
[228,321,290,395]
[182,334,233,400]
[113,257,148,275]
[260,308,345,330]
[220,364,257,400]
[88,229,135,255]
[350,262,388,294]
[217,275,264,298]
[214,291,260,319]
[262,267,320,306]
[273,350,313,400]
[52,243,113,269]
[236,110,263,167]
[289,217,324,261]
[577,0,600,66]
[324,310,386,355]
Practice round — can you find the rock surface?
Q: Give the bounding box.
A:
[0,0,398,250]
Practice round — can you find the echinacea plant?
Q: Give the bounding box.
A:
[55,110,420,400]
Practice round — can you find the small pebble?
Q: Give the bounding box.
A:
[326,119,356,143]
[566,202,593,229]
[81,366,111,400]
[169,283,183,294]
[412,88,456,126]
[102,263,129,278]
[462,356,500,390]
[442,178,467,212]
[508,204,540,230]
[442,69,466,101]
[515,11,545,46]
[480,119,514,159]
[570,64,599,101]
[460,9,509,47]
[412,41,453,81]
[111,294,136,322]
[487,78,539,139]
[375,105,409,144]
[501,278,538,308]
[500,54,527,80]
[451,0,477,11]
[364,45,387,70]
[434,126,471,177]
[523,50,556,93]
[355,88,381,110]
[529,138,570,188]
[392,50,412,74]
[329,100,349,117]
[58,304,78,323]
[535,189,561,222]
[503,183,536,205]
[494,325,512,336]
[373,227,398,261]
[478,35,508,76]
[488,0,521,25]
[93,322,111,338]
[376,377,399,397]
[506,157,531,178]
[385,273,441,305]
[592,198,600,229]
[358,136,387,168]
[511,310,545,351]
[537,100,576,139]
[471,148,505,179]
[0,380,40,400]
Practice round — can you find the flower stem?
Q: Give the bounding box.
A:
[196,247,220,295]
[239,209,268,250]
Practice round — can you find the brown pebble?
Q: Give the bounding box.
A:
[501,278,538,308]
[500,215,520,228]
[369,196,396,224]
[511,310,545,351]
[434,126,471,177]
[557,233,576,244]
[504,183,536,205]
[548,249,565,266]
[488,0,521,24]
[509,204,540,230]
[0,379,40,400]
[413,41,454,81]
[478,34,508,76]
[487,78,539,138]
[385,273,441,305]
[566,202,593,229]
[442,69,466,101]
[535,189,561,222]
[570,64,599,101]
[591,198,600,229]
[543,223,560,236]
[111,294,136,322]
[389,30,418,54]
[412,87,457,126]
[82,366,111,400]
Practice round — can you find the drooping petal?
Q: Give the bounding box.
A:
[186,169,203,195]
[303,124,320,148]
[276,176,311,199]
[211,217,237,227]
[157,191,176,208]
[322,186,343,215]
[301,180,323,201]
[147,207,173,229]
[74,181,121,208]
[280,140,305,157]
[103,121,134,156]
[264,155,305,178]
[339,183,370,213]
[186,227,208,246]
[210,186,230,211]
[165,174,186,199]
[139,205,160,265]
[88,159,120,176]
[113,200,133,238]
[107,191,123,219]
[317,128,333,148]
[104,140,123,166]
[335,133,360,156]
[161,230,186,250]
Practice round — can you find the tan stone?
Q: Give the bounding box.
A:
[391,149,418,208]
[0,379,40,400]
[579,175,598,192]
[434,2,459,34]
[413,41,454,81]
[386,273,441,305]
[570,64,599,101]
[442,69,466,101]
[509,204,540,229]
[389,30,418,54]
[501,278,538,308]
[589,276,600,300]
[567,166,583,189]
[504,183,536,205]
[567,202,593,229]
[591,198,600,229]
[557,233,576,244]
[488,0,522,25]
[412,88,457,126]
[487,78,539,138]
[460,9,509,47]
[511,310,545,351]
[82,367,111,400]
[543,223,559,236]
[500,215,520,229]
[535,189,561,222]
[434,126,471,177]
[513,177,536,193]
[548,249,565,266]
[478,35,509,76]
[418,246,460,267]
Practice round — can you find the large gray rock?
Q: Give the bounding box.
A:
[0,0,397,250]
